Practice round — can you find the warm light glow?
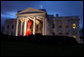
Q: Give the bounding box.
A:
[73,35,76,38]
[73,24,76,29]
[25,19,32,36]
[35,20,40,24]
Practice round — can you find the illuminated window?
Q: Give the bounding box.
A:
[73,24,76,29]
[73,35,76,38]
[73,32,77,35]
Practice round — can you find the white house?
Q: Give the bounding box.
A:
[4,7,80,43]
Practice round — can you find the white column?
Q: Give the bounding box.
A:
[34,17,36,35]
[33,17,35,35]
[20,20,23,35]
[4,23,6,34]
[9,24,11,35]
[45,17,46,35]
[43,17,45,35]
[16,19,19,36]
[24,20,27,36]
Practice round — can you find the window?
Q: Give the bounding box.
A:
[7,25,9,29]
[73,32,77,35]
[66,24,69,28]
[73,35,76,38]
[12,25,14,29]
[58,24,62,28]
[73,24,76,29]
[59,32,62,35]
[77,26,79,28]
[36,25,39,31]
[66,32,69,36]
[73,32,77,38]
[52,23,55,28]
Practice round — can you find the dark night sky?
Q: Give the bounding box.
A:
[1,1,83,29]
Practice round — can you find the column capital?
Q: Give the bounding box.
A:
[20,18,24,23]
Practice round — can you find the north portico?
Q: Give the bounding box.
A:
[15,7,47,36]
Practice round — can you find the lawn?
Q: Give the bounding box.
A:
[1,40,83,56]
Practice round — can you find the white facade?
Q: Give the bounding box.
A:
[4,7,80,43]
[4,19,17,36]
[50,16,80,43]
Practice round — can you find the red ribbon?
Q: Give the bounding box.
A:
[25,19,32,36]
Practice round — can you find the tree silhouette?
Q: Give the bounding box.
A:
[80,28,83,39]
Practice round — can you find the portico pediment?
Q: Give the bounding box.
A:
[16,7,45,15]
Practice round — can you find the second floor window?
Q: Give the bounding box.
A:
[52,23,55,28]
[66,24,69,28]
[59,24,62,28]
[73,23,76,29]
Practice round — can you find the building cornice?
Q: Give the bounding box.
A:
[16,12,46,16]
